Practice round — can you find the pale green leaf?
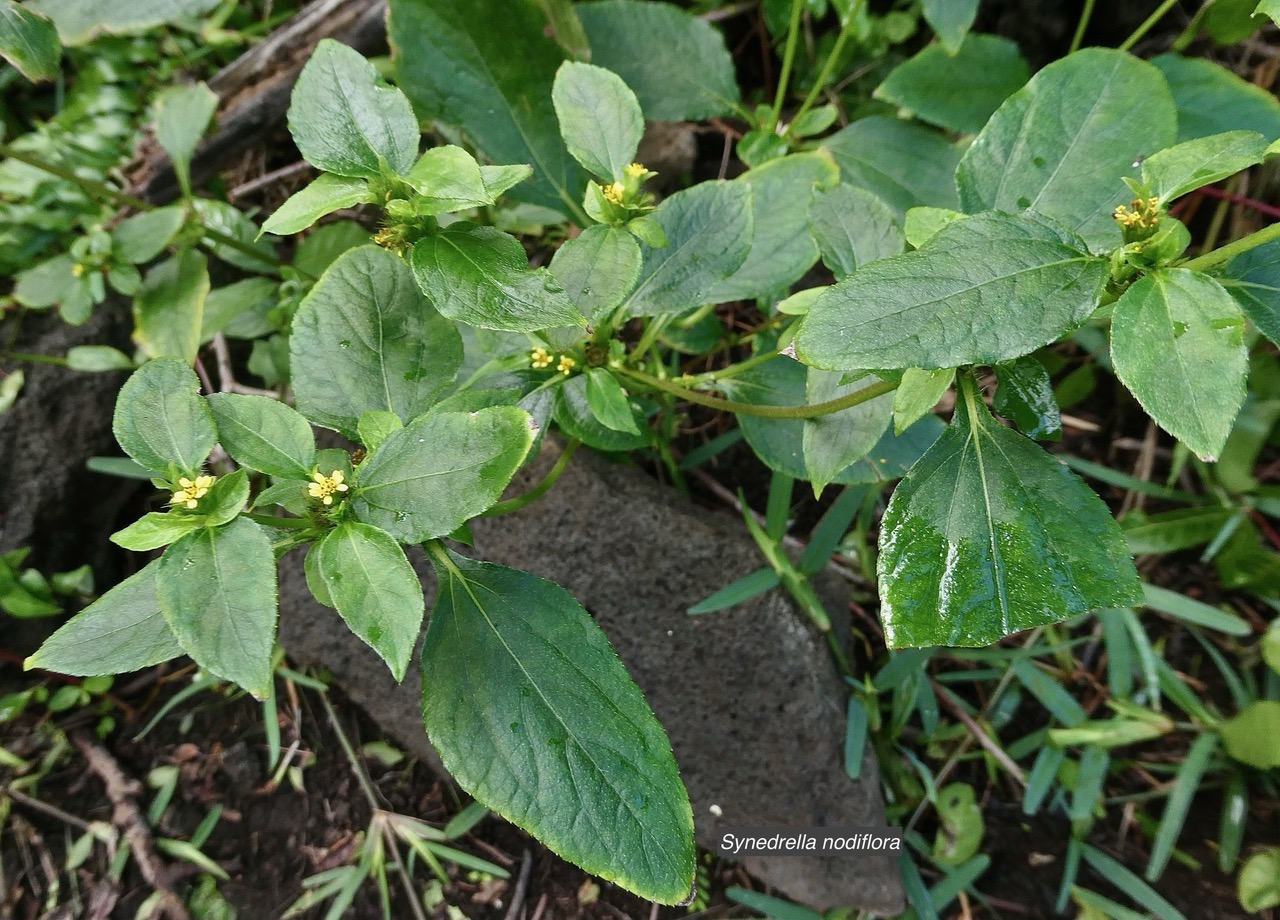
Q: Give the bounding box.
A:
[112,512,205,552]
[1141,130,1269,204]
[153,82,218,195]
[893,367,953,435]
[1238,847,1280,913]
[0,1,59,81]
[802,370,893,495]
[552,61,643,181]
[403,145,493,213]
[1219,701,1280,769]
[133,250,209,364]
[261,174,374,237]
[922,0,978,53]
[112,357,216,475]
[29,0,219,45]
[808,184,904,280]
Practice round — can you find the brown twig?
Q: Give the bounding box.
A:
[71,732,192,920]
[502,850,533,920]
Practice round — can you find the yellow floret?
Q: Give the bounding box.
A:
[308,469,350,506]
[171,474,215,509]
[530,346,553,369]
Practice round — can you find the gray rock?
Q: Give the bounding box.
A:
[279,439,903,913]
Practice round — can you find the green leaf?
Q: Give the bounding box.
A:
[192,200,278,274]
[353,407,535,542]
[553,374,652,452]
[821,116,961,221]
[113,358,217,475]
[1122,507,1236,554]
[293,221,370,277]
[29,0,219,45]
[875,34,1028,135]
[389,0,588,219]
[576,0,738,121]
[809,184,904,280]
[291,246,463,438]
[1220,701,1280,768]
[552,61,643,181]
[583,367,640,434]
[1238,847,1280,913]
[0,370,21,415]
[153,82,218,196]
[1146,732,1218,881]
[157,518,277,699]
[133,249,209,364]
[410,226,583,332]
[201,278,276,343]
[707,152,839,302]
[993,356,1060,440]
[403,145,492,213]
[1141,130,1269,204]
[1151,53,1280,143]
[893,367,953,435]
[622,181,753,317]
[795,210,1106,371]
[0,1,59,82]
[288,39,419,178]
[1110,268,1247,462]
[480,163,534,200]
[207,393,315,481]
[877,377,1140,648]
[802,371,893,495]
[421,550,695,903]
[1142,583,1251,637]
[687,567,781,615]
[549,224,642,321]
[922,0,978,53]
[1260,0,1280,27]
[112,206,184,264]
[932,782,983,866]
[357,410,403,451]
[315,522,424,680]
[1221,238,1280,346]
[261,174,374,236]
[66,345,134,372]
[112,512,205,551]
[25,563,183,675]
[1204,0,1262,43]
[957,49,1177,251]
[202,469,250,526]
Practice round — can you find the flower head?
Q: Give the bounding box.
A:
[556,355,576,376]
[624,162,648,179]
[171,475,215,509]
[1113,196,1161,231]
[530,346,552,369]
[308,469,350,506]
[602,181,626,206]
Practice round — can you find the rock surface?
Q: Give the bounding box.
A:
[279,439,903,913]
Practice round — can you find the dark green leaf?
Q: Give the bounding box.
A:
[576,0,738,121]
[410,226,584,332]
[389,0,588,218]
[0,1,59,82]
[549,225,642,321]
[422,550,695,903]
[993,356,1060,440]
[796,211,1106,371]
[877,377,1140,648]
[157,518,278,699]
[316,522,424,680]
[1151,53,1280,143]
[353,407,535,542]
[808,184,904,280]
[1110,268,1247,462]
[113,358,216,475]
[1221,237,1280,346]
[802,370,894,495]
[291,245,463,438]
[261,174,374,237]
[552,61,643,180]
[821,116,960,220]
[288,39,419,178]
[707,152,839,302]
[921,0,978,53]
[207,393,315,481]
[893,367,953,434]
[584,367,640,434]
[622,181,752,316]
[552,374,651,451]
[957,49,1177,251]
[133,250,209,364]
[25,563,183,675]
[875,34,1028,134]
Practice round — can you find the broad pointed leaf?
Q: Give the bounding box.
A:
[552,61,644,181]
[207,393,316,480]
[261,174,374,236]
[549,224,642,321]
[1141,130,1269,204]
[0,2,59,81]
[112,357,216,476]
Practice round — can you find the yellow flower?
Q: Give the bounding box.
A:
[556,355,576,376]
[1113,196,1161,231]
[602,181,626,206]
[624,162,647,178]
[71,263,85,277]
[171,475,215,509]
[308,469,350,506]
[530,346,552,369]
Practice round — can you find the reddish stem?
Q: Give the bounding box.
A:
[1194,185,1280,220]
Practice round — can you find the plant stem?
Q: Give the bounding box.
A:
[1069,0,1096,53]
[770,0,805,130]
[1118,0,1180,51]
[481,439,580,516]
[0,143,290,272]
[1181,219,1280,273]
[790,1,861,129]
[1,351,67,366]
[317,686,382,810]
[618,366,896,418]
[686,347,782,384]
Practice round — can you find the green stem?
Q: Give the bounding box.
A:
[1,351,67,366]
[481,439,580,516]
[1171,0,1214,52]
[1180,220,1280,274]
[0,144,291,272]
[1069,0,1096,53]
[1118,0,1180,51]
[790,2,860,129]
[618,366,896,418]
[631,314,672,360]
[770,0,805,130]
[686,347,782,384]
[318,686,382,810]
